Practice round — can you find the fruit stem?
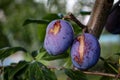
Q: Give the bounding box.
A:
[87,0,114,39]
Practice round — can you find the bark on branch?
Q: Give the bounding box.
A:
[87,0,114,38]
[83,71,118,78]
[64,13,86,29]
[47,66,120,78]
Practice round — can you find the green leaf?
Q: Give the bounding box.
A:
[24,61,44,80]
[100,57,118,74]
[42,13,62,21]
[37,24,47,43]
[64,69,87,80]
[0,47,27,60]
[31,50,39,58]
[63,57,72,68]
[23,19,49,26]
[100,76,113,80]
[7,61,28,80]
[37,62,57,80]
[104,61,118,74]
[115,53,120,56]
[4,61,57,80]
[71,22,82,35]
[35,51,47,60]
[23,61,57,80]
[38,51,69,61]
[23,13,63,28]
[80,10,91,15]
[4,61,28,80]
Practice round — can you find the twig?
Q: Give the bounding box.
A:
[64,12,86,29]
[47,66,120,78]
[83,71,117,78]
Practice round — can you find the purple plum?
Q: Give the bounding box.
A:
[105,1,120,34]
[71,33,100,70]
[44,19,74,55]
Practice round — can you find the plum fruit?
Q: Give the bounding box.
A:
[105,1,120,34]
[71,33,100,70]
[44,19,74,55]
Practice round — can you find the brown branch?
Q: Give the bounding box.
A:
[47,66,120,78]
[87,0,114,39]
[64,12,86,29]
[83,71,117,78]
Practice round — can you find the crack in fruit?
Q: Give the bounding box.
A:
[77,34,85,63]
[49,20,61,35]
[71,33,100,70]
[74,55,81,64]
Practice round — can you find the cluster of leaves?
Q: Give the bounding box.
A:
[0,46,88,80]
[1,46,119,80]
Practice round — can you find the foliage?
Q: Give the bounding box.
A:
[0,0,120,80]
[64,69,87,80]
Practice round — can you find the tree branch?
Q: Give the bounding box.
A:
[64,13,86,29]
[87,0,114,39]
[83,71,117,78]
[47,66,119,78]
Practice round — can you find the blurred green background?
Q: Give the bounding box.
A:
[0,0,120,80]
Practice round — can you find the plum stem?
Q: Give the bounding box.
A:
[87,0,114,39]
[63,12,87,30]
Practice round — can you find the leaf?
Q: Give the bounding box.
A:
[31,50,39,58]
[23,19,49,26]
[115,53,120,56]
[4,61,57,80]
[37,62,57,80]
[8,61,28,80]
[64,69,87,80]
[42,13,62,21]
[4,61,28,80]
[100,76,113,80]
[24,61,44,80]
[71,22,82,35]
[23,61,57,80]
[100,57,118,74]
[38,51,69,61]
[37,24,47,42]
[63,57,72,68]
[0,47,27,60]
[35,51,47,60]
[104,61,118,74]
[23,13,63,27]
[80,10,91,15]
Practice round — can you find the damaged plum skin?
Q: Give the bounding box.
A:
[44,19,74,56]
[71,33,100,70]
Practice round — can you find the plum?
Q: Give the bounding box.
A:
[105,1,120,34]
[44,19,74,55]
[71,33,100,70]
